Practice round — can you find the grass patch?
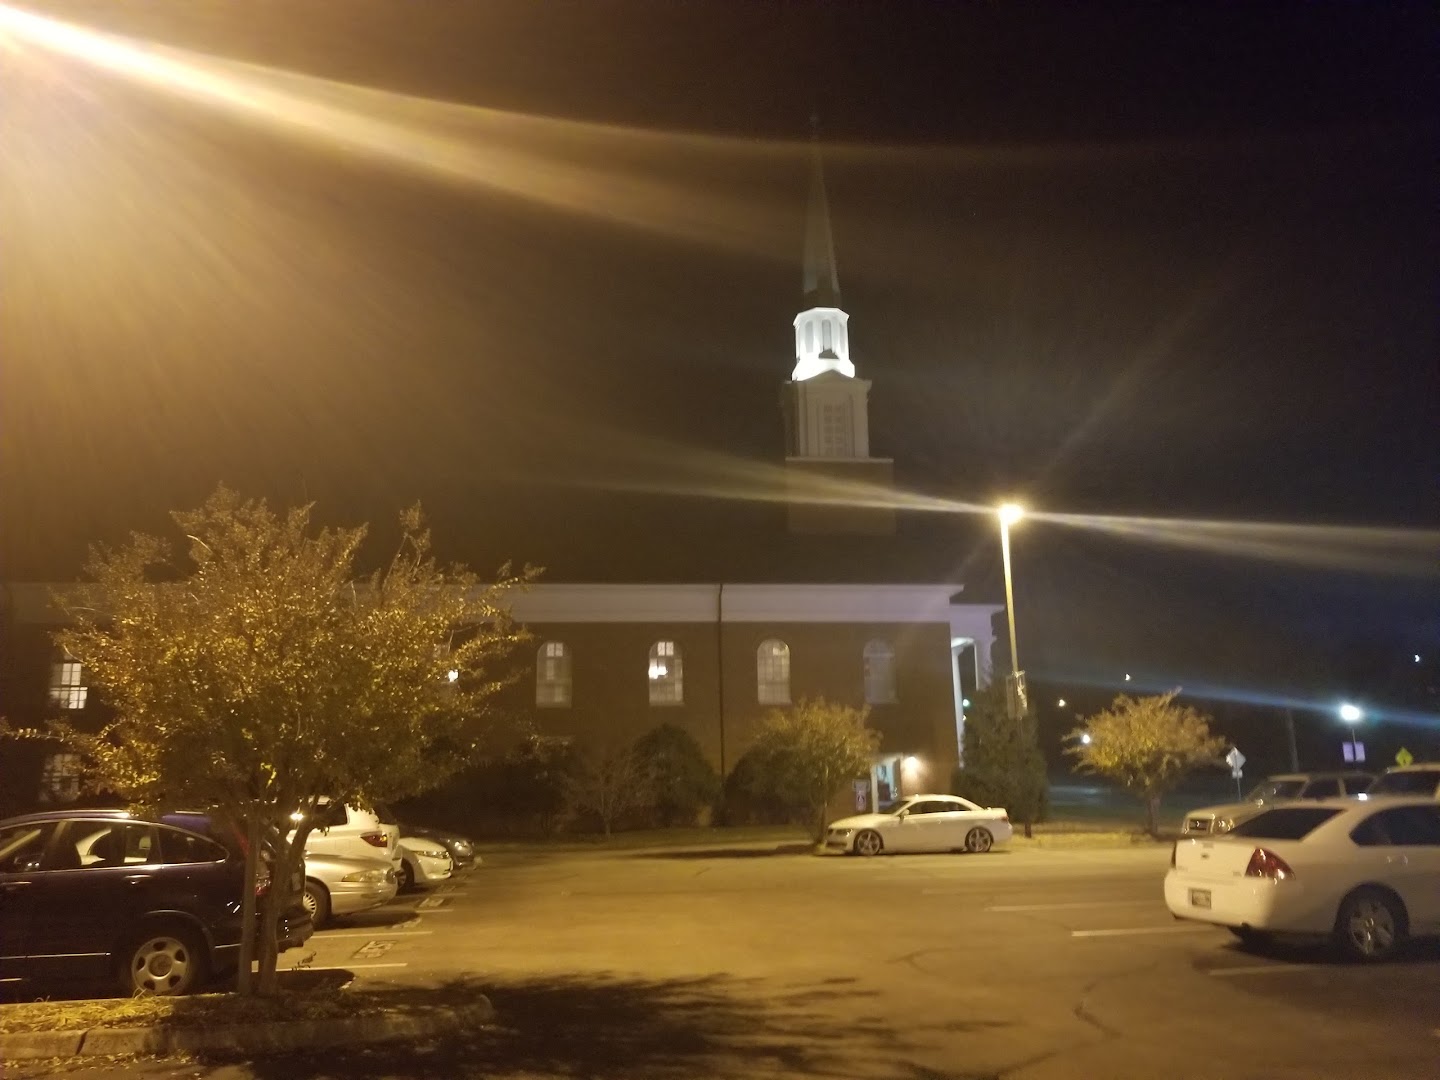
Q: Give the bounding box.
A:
[478,823,811,853]
[0,973,379,1036]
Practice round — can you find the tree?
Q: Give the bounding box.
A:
[8,487,532,994]
[562,741,655,838]
[632,724,720,827]
[1066,691,1226,835]
[740,698,879,842]
[951,680,1048,837]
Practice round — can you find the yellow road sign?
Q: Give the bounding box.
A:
[1396,747,1414,767]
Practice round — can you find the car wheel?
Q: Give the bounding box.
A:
[964,827,994,853]
[118,924,207,996]
[1334,887,1406,962]
[397,859,416,892]
[302,879,332,929]
[853,829,884,857]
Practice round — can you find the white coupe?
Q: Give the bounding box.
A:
[1166,796,1440,961]
[824,794,1013,856]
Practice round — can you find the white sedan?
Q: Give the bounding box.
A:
[1165,796,1440,961]
[396,835,454,891]
[824,794,1013,856]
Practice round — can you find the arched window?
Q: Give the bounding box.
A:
[757,639,791,705]
[536,641,572,707]
[648,640,683,706]
[822,319,833,353]
[804,322,815,353]
[864,640,897,704]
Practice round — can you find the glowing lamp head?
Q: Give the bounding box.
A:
[447,669,460,683]
[1057,698,1067,708]
[1080,732,1092,746]
[1338,703,1363,724]
[998,502,1025,527]
[901,755,921,773]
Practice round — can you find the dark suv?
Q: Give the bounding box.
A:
[0,809,312,995]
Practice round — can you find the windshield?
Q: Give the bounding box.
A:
[1244,780,1306,801]
[1368,771,1440,797]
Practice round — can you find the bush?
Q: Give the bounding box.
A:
[721,745,798,826]
[632,724,721,827]
[952,681,1048,834]
[399,734,577,838]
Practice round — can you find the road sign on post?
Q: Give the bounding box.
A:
[1225,747,1246,798]
[1396,747,1414,767]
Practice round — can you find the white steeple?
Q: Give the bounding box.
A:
[791,132,854,382]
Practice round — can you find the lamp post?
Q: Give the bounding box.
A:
[1338,702,1363,762]
[997,502,1026,720]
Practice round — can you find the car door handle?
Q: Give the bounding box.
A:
[1386,855,1408,866]
[0,881,33,894]
[123,874,151,886]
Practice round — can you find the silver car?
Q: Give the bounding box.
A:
[301,852,398,928]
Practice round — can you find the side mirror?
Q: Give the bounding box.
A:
[896,809,909,821]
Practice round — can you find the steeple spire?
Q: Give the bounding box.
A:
[802,119,842,309]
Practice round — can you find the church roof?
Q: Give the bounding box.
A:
[801,132,843,310]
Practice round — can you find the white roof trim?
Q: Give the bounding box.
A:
[509,583,996,625]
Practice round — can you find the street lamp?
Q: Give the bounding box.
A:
[1338,702,1363,761]
[997,502,1024,678]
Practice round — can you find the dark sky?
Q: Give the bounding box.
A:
[2,1,1437,700]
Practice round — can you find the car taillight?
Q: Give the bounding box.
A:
[360,831,389,849]
[1244,847,1294,881]
[256,866,271,897]
[1000,812,1009,822]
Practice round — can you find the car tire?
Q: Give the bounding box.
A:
[302,878,332,929]
[117,923,207,996]
[963,827,994,853]
[853,830,884,857]
[397,858,416,892]
[1334,886,1406,963]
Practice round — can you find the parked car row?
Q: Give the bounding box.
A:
[1167,762,1440,962]
[0,805,478,995]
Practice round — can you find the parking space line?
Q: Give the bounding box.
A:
[315,930,434,939]
[986,901,1151,912]
[1209,964,1330,977]
[289,962,409,971]
[1071,926,1216,938]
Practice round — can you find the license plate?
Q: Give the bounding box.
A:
[1190,888,1212,909]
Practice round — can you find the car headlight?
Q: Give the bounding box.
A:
[1214,818,1234,833]
[452,841,473,854]
[830,828,854,836]
[412,847,447,859]
[341,868,390,883]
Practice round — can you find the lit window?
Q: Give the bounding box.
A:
[864,640,897,704]
[536,641,572,707]
[648,640,683,706]
[39,752,81,804]
[822,320,833,353]
[757,639,791,705]
[49,661,87,710]
[819,402,852,457]
[805,322,815,353]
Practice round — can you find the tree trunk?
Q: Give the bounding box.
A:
[1143,793,1161,837]
[237,811,261,996]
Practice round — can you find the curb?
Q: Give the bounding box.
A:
[0,998,494,1062]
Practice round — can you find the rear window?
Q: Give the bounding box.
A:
[1368,771,1440,797]
[158,827,229,864]
[1229,807,1341,840]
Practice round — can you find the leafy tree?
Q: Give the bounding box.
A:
[951,680,1048,837]
[632,724,720,827]
[562,741,655,838]
[7,486,532,994]
[739,698,879,841]
[1066,691,1226,835]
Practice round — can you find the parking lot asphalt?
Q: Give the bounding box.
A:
[19,842,1440,1079]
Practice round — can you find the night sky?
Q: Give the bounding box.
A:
[2,2,1437,710]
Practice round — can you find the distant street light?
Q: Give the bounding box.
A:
[1123,673,1132,682]
[1080,733,1092,745]
[1057,698,1067,708]
[1338,702,1363,760]
[996,502,1025,720]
